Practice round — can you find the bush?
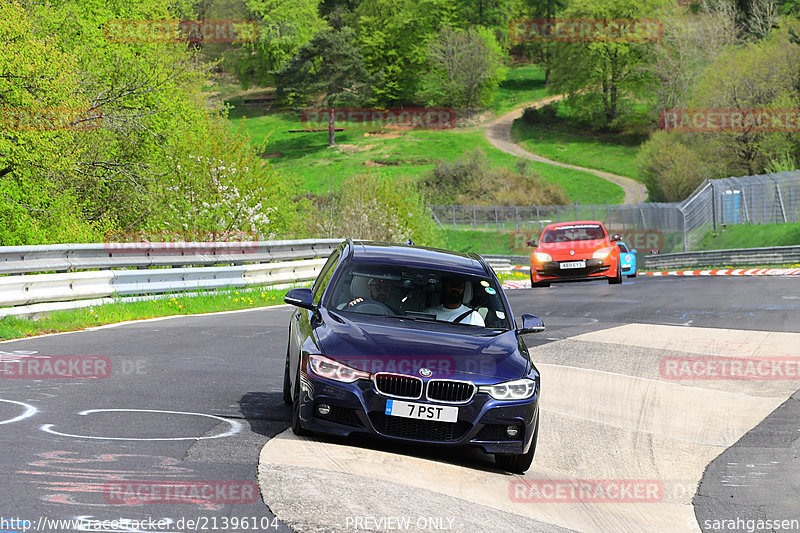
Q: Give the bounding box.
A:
[314,174,443,247]
[421,149,569,206]
[636,131,715,202]
[522,104,557,125]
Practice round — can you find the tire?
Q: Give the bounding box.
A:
[530,272,550,288]
[495,415,539,474]
[282,348,292,406]
[291,367,310,436]
[608,261,622,285]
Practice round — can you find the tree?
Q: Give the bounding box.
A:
[548,0,670,130]
[276,27,369,146]
[233,0,326,87]
[420,26,507,109]
[524,0,567,84]
[689,22,800,175]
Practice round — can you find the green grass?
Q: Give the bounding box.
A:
[0,286,291,341]
[489,64,549,116]
[229,110,624,204]
[697,222,800,251]
[511,100,646,181]
[442,229,538,255]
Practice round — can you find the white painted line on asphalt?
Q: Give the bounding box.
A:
[40,408,243,441]
[0,398,38,425]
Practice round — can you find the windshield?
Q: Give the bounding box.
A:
[324,262,511,330]
[541,224,606,243]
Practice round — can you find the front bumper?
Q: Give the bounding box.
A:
[296,375,539,455]
[531,257,615,283]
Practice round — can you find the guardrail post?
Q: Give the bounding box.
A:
[452,206,456,230]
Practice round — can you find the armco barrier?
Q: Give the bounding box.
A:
[0,240,339,318]
[643,246,800,270]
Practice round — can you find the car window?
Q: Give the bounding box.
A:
[326,261,511,330]
[541,224,606,243]
[313,249,340,306]
[618,243,629,253]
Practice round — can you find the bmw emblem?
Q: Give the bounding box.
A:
[569,250,575,255]
[419,368,432,378]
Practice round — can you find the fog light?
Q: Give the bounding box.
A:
[506,425,519,438]
[316,403,331,416]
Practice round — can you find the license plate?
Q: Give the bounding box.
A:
[560,260,586,269]
[385,399,458,423]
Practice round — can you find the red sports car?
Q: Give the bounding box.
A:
[527,221,623,287]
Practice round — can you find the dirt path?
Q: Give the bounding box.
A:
[485,95,648,204]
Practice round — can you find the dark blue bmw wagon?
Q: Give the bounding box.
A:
[283,240,544,473]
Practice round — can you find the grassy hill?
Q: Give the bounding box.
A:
[225,65,626,205]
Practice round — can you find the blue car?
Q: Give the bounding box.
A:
[283,240,544,473]
[617,241,638,277]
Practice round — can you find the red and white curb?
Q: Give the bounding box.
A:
[644,268,800,277]
[502,280,531,290]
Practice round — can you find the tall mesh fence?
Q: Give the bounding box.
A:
[428,170,800,252]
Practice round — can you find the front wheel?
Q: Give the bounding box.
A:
[608,261,623,285]
[495,415,539,474]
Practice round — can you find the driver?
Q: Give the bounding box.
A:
[424,276,484,326]
[348,277,393,308]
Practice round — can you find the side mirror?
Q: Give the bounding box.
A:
[631,248,638,254]
[284,288,316,313]
[519,313,545,334]
[611,234,621,242]
[526,239,537,247]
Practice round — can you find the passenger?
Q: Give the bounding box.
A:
[424,277,484,326]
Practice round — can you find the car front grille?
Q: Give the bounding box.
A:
[373,373,423,399]
[426,380,475,404]
[369,414,470,442]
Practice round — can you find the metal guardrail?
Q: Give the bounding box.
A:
[0,239,340,275]
[0,240,340,318]
[642,246,800,270]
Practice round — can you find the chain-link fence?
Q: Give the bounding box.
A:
[428,170,800,253]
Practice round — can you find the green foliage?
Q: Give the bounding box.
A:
[314,173,443,246]
[234,0,326,86]
[421,149,569,205]
[420,26,507,108]
[636,131,716,202]
[1,0,304,245]
[548,0,670,130]
[689,22,800,176]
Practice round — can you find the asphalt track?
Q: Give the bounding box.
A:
[1,276,798,533]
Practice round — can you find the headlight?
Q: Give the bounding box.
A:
[592,248,612,260]
[308,355,370,383]
[533,252,552,263]
[479,378,537,400]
